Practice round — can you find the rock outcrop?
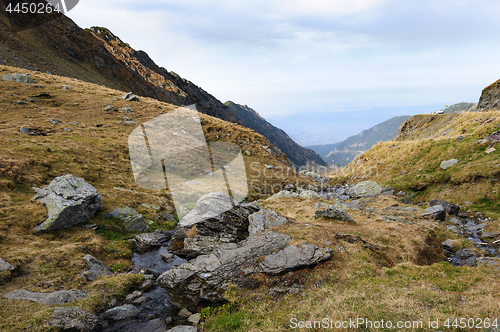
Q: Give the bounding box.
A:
[248,209,288,235]
[158,231,330,305]
[421,205,446,221]
[478,79,500,111]
[3,290,88,305]
[315,206,356,223]
[49,307,100,332]
[430,200,460,216]
[32,174,101,233]
[81,255,113,281]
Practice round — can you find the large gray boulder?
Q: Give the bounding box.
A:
[350,181,382,198]
[315,206,356,223]
[170,197,260,258]
[3,290,88,304]
[123,215,150,233]
[158,231,331,305]
[2,73,36,83]
[248,209,288,235]
[103,304,139,320]
[179,192,235,228]
[421,205,446,221]
[135,232,168,250]
[33,175,101,233]
[49,307,100,332]
[430,200,460,215]
[258,244,332,275]
[0,258,15,272]
[81,255,112,281]
[440,159,459,170]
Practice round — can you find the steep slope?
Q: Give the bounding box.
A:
[308,115,410,166]
[0,7,322,166]
[224,101,327,167]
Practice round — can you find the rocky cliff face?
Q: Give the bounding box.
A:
[478,79,500,111]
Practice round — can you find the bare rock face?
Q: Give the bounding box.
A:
[0,258,15,272]
[32,175,101,233]
[158,231,331,305]
[478,79,500,111]
[2,73,36,83]
[49,307,100,332]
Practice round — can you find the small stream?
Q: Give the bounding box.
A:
[101,241,189,332]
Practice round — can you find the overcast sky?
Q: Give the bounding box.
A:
[67,0,500,146]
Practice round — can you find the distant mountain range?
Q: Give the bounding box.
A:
[308,116,411,166]
[0,9,324,166]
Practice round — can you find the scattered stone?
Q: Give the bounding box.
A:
[142,203,161,210]
[2,73,36,83]
[3,290,87,304]
[299,190,320,198]
[33,174,102,233]
[161,253,175,263]
[13,100,29,105]
[270,190,299,198]
[123,92,140,101]
[481,231,500,239]
[446,226,460,233]
[157,211,176,222]
[430,200,460,216]
[81,255,112,281]
[258,243,332,275]
[69,121,80,125]
[20,126,30,134]
[248,209,288,235]
[125,291,142,303]
[106,207,141,220]
[421,205,446,221]
[0,258,14,272]
[389,144,396,148]
[187,313,201,324]
[449,217,463,225]
[120,107,133,113]
[49,307,100,332]
[265,164,275,169]
[33,92,51,98]
[383,215,411,224]
[451,248,477,267]
[167,326,197,332]
[442,239,458,248]
[64,128,72,132]
[178,308,192,318]
[26,98,35,102]
[104,105,115,112]
[62,85,71,89]
[48,118,60,125]
[95,124,103,127]
[476,257,499,267]
[440,159,459,170]
[103,304,139,320]
[410,182,429,191]
[123,215,150,233]
[455,135,465,142]
[486,147,496,154]
[315,206,356,223]
[135,233,168,249]
[350,181,382,198]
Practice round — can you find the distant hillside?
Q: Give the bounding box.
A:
[308,115,410,166]
[224,102,327,167]
[436,102,476,114]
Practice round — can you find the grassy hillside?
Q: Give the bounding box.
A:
[0,65,314,330]
[436,102,476,114]
[340,111,500,215]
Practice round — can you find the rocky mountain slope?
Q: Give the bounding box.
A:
[479,78,500,111]
[436,102,476,114]
[308,115,410,166]
[224,101,326,166]
[0,6,323,166]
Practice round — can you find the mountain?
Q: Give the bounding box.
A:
[0,7,322,166]
[307,115,410,166]
[224,102,327,167]
[436,102,476,113]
